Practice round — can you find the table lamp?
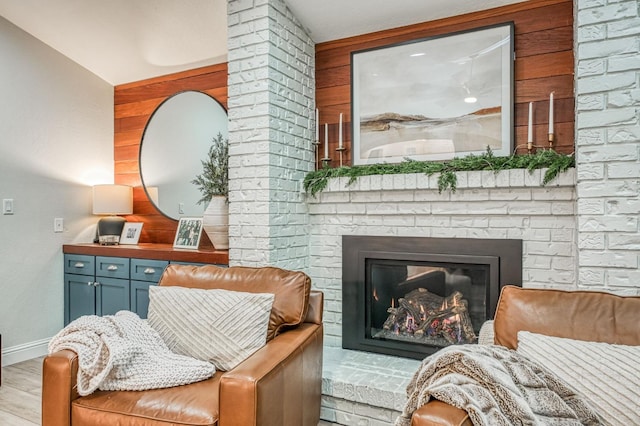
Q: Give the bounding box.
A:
[93,184,133,245]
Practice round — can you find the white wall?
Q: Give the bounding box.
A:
[0,16,113,364]
[575,0,640,288]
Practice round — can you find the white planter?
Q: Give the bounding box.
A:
[202,196,229,250]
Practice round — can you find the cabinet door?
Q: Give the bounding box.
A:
[95,277,130,317]
[64,273,96,325]
[130,281,158,319]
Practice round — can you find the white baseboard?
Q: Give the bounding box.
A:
[2,338,50,366]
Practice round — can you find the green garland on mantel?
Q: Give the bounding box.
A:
[303,148,575,197]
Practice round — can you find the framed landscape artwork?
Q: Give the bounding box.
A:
[351,22,514,165]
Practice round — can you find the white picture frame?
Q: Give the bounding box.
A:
[119,222,143,245]
[173,217,203,249]
[351,22,514,165]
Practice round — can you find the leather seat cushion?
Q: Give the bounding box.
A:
[71,372,222,426]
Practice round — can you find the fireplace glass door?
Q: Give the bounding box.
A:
[368,259,491,349]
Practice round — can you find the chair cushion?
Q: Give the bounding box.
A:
[157,264,312,341]
[71,373,222,426]
[148,286,274,370]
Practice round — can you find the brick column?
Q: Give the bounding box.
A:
[227,0,315,269]
[575,0,640,292]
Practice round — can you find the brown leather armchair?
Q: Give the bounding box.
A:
[410,285,640,426]
[42,264,324,426]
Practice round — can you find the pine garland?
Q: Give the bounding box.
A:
[303,148,575,197]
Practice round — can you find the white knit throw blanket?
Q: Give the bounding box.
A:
[395,345,602,426]
[48,311,215,396]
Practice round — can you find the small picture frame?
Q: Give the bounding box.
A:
[173,218,203,249]
[119,222,143,245]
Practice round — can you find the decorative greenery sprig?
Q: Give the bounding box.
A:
[303,148,575,197]
[192,132,229,204]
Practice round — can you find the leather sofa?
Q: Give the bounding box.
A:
[410,285,640,426]
[42,264,324,426]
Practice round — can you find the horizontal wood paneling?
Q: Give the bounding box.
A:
[114,2,574,243]
[114,63,228,247]
[315,0,574,168]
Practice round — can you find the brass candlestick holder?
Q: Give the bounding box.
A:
[336,146,346,167]
[527,141,533,154]
[548,133,554,149]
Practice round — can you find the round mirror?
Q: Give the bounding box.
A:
[140,91,228,220]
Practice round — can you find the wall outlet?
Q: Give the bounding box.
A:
[2,199,14,215]
[54,217,64,233]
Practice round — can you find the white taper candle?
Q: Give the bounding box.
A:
[324,123,328,158]
[338,113,343,149]
[527,102,533,143]
[548,92,554,134]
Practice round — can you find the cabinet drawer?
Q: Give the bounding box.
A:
[131,259,168,282]
[95,256,129,279]
[64,254,94,276]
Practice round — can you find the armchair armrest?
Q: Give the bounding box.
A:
[411,400,472,426]
[219,322,323,426]
[42,349,80,426]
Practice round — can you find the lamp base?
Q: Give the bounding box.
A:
[96,216,126,245]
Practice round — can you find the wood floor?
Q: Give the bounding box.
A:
[0,357,43,425]
[1,356,337,426]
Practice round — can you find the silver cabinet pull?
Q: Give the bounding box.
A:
[87,281,93,286]
[74,262,85,268]
[93,281,100,287]
[143,268,156,274]
[107,265,118,271]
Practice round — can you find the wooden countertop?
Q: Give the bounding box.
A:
[63,243,229,265]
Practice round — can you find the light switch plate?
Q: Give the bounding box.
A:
[2,199,14,215]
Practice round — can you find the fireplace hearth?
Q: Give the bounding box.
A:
[342,236,522,359]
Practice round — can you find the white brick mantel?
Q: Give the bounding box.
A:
[306,168,578,347]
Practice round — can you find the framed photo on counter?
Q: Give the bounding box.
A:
[173,218,203,249]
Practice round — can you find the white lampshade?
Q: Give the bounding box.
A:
[92,184,133,215]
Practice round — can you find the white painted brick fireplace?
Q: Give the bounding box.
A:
[307,170,576,423]
[307,169,577,348]
[227,0,640,423]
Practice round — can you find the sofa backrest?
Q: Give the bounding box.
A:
[494,285,640,349]
[158,264,312,341]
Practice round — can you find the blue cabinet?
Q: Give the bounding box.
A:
[64,255,131,325]
[63,245,228,325]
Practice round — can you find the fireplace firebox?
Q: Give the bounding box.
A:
[342,236,522,359]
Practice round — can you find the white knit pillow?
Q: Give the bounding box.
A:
[517,331,640,426]
[148,286,274,371]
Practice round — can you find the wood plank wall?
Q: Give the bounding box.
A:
[113,63,228,246]
[315,0,574,168]
[113,0,573,242]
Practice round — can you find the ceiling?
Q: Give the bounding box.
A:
[0,0,526,85]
